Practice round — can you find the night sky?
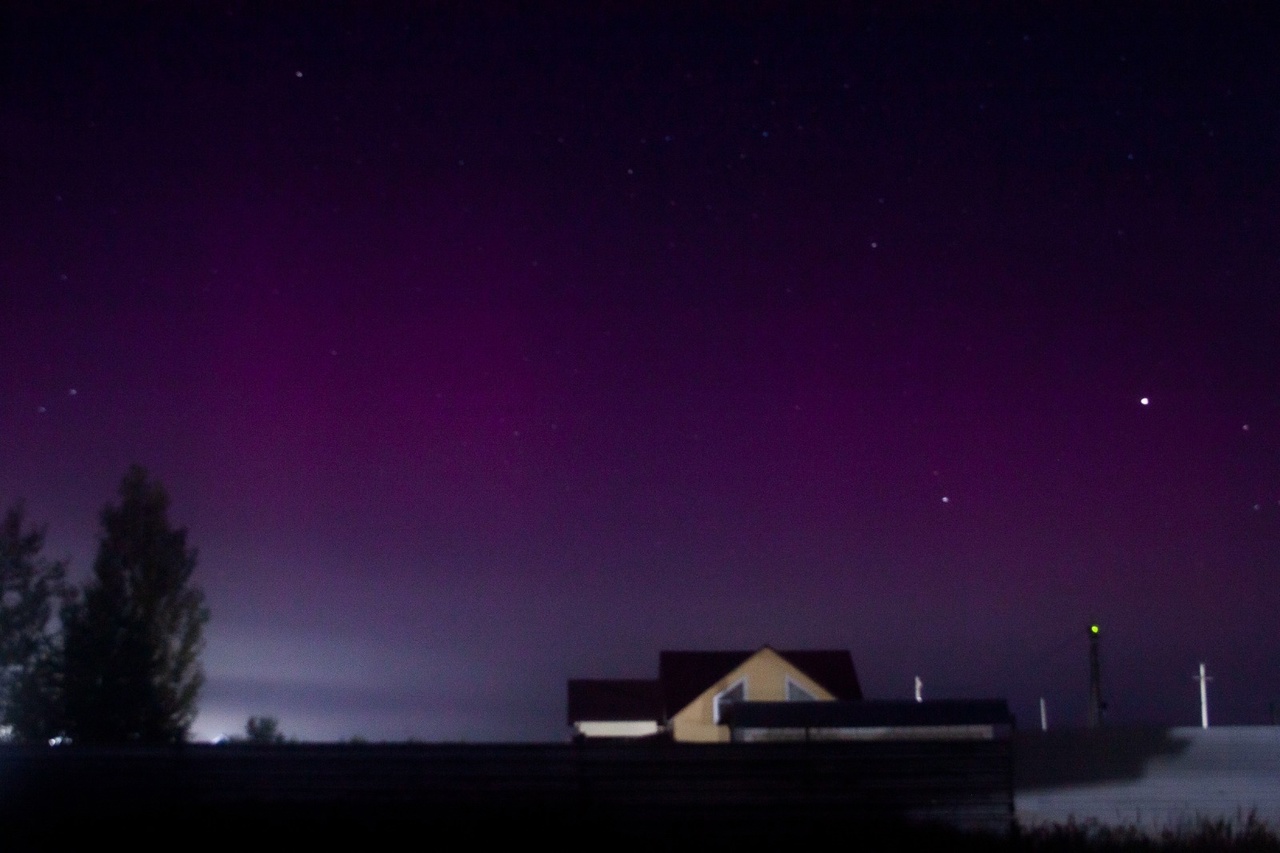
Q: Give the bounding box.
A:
[3,3,1278,742]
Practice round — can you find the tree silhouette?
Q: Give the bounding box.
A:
[245,715,286,744]
[0,503,68,741]
[62,466,209,743]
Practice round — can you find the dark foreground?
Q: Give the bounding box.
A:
[6,808,1279,852]
[1,741,1275,851]
[0,740,1011,841]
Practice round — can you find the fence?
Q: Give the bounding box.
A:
[0,739,1013,837]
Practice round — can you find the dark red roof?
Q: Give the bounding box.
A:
[658,651,755,716]
[567,679,663,724]
[658,648,862,715]
[568,648,863,727]
[774,650,863,701]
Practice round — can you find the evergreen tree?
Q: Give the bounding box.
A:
[0,503,68,740]
[62,466,209,743]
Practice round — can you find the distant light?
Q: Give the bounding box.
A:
[1090,624,1099,634]
[941,496,949,503]
[1139,397,1149,406]
[295,70,303,78]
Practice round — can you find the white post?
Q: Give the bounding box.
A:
[1039,697,1048,731]
[914,676,923,703]
[1195,662,1212,729]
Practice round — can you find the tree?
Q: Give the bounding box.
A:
[245,715,285,744]
[0,503,68,741]
[61,466,209,743]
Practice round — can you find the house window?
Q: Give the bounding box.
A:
[786,677,816,702]
[713,678,746,724]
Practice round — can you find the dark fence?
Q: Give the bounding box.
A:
[0,740,1012,842]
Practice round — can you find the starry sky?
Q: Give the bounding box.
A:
[3,3,1278,741]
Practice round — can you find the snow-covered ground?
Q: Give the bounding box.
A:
[1016,727,1280,833]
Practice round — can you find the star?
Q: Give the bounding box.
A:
[1139,397,1149,405]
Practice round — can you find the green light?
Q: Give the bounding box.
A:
[1090,625,1100,634]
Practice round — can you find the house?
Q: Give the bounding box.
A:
[568,645,862,742]
[565,679,665,740]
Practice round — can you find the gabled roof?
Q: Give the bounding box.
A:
[567,679,663,724]
[658,648,862,715]
[774,650,863,701]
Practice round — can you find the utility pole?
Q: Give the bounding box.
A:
[1039,697,1048,732]
[1087,624,1104,728]
[1194,662,1212,729]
